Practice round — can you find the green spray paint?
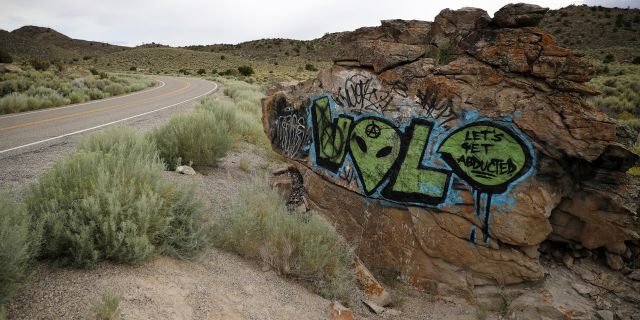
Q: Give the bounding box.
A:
[311,97,352,171]
[438,124,529,191]
[349,119,401,194]
[390,122,449,198]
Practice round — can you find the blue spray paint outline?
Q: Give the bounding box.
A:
[305,95,537,244]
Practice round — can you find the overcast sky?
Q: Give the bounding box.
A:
[1,0,638,47]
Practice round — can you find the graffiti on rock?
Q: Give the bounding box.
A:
[307,94,534,244]
[334,74,408,114]
[416,89,456,126]
[272,97,310,159]
[439,122,533,243]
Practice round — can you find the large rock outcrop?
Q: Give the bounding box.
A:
[261,4,639,295]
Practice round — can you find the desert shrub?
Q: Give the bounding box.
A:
[0,50,12,64]
[220,68,239,77]
[29,58,50,71]
[603,54,615,64]
[0,191,35,316]
[238,157,250,172]
[147,109,233,169]
[435,40,453,65]
[197,68,206,75]
[89,68,100,75]
[25,127,210,267]
[238,65,254,76]
[129,66,137,71]
[305,63,318,71]
[220,55,225,60]
[0,71,154,114]
[83,56,92,60]
[94,290,121,320]
[213,179,355,302]
[633,57,640,65]
[588,64,640,116]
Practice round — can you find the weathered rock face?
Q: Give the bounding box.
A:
[261,4,640,294]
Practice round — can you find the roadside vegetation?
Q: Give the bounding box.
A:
[0,66,155,114]
[26,127,210,267]
[213,178,356,302]
[148,78,268,169]
[0,191,35,319]
[1,78,357,312]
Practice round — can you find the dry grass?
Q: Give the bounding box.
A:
[94,290,121,320]
[213,178,356,303]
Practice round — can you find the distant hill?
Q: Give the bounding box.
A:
[0,26,126,61]
[1,4,638,80]
[539,5,640,62]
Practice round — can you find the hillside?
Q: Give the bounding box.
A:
[0,26,126,61]
[1,5,639,86]
[87,46,331,83]
[539,5,640,62]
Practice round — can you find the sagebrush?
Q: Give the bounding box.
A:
[26,127,210,267]
[0,69,154,114]
[0,191,35,317]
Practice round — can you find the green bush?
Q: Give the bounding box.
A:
[237,65,254,76]
[0,191,35,315]
[26,127,210,267]
[94,290,121,320]
[129,66,137,71]
[214,179,355,302]
[305,63,318,71]
[29,59,50,71]
[0,50,12,64]
[632,57,640,65]
[147,110,233,169]
[435,40,453,65]
[603,54,615,64]
[197,68,206,75]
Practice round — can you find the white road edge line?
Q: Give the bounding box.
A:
[0,81,217,155]
[0,79,167,120]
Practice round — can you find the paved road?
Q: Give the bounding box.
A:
[0,76,217,155]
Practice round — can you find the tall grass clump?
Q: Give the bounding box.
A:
[214,178,355,302]
[0,191,35,317]
[147,109,233,169]
[94,290,121,320]
[94,291,121,320]
[25,127,209,268]
[219,79,269,145]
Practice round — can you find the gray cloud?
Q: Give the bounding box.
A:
[1,0,589,46]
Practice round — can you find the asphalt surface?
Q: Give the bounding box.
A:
[0,75,217,155]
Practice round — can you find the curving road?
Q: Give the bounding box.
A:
[0,76,217,155]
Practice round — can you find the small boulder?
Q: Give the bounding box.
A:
[596,309,614,320]
[571,283,592,296]
[493,3,549,28]
[329,301,355,320]
[605,252,625,271]
[175,165,196,175]
[628,270,640,281]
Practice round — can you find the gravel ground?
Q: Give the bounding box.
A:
[2,80,479,320]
